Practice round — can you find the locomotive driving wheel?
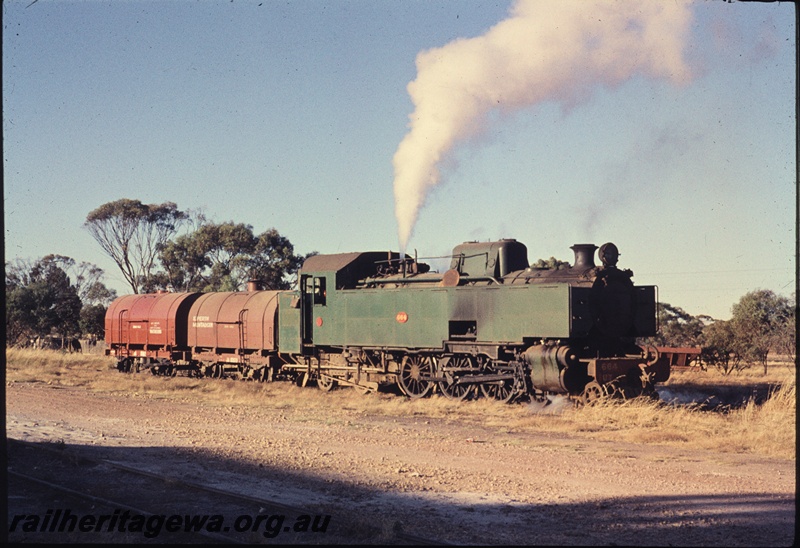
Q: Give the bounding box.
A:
[478,360,518,403]
[398,354,433,399]
[438,355,477,401]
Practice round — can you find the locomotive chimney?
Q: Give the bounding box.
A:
[247,280,262,292]
[570,244,598,270]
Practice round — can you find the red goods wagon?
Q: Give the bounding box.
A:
[187,290,282,371]
[105,292,202,369]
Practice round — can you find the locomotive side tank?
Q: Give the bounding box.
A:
[299,251,449,349]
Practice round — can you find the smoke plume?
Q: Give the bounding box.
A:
[393,0,693,251]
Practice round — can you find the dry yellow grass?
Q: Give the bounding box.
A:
[665,361,795,387]
[6,347,796,460]
[528,381,795,459]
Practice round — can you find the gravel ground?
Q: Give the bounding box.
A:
[6,382,796,545]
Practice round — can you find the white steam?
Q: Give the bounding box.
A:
[393,0,693,251]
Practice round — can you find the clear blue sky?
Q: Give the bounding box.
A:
[4,0,796,321]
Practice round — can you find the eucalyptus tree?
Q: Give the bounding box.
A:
[729,289,793,374]
[159,222,307,292]
[84,199,186,293]
[5,256,82,344]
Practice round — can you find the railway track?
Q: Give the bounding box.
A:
[7,438,447,545]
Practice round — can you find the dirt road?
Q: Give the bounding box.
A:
[6,382,795,545]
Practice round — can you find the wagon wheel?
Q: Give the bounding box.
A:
[581,381,606,405]
[438,356,477,401]
[317,373,336,392]
[159,360,177,377]
[255,365,275,383]
[117,358,131,373]
[398,355,433,398]
[478,362,517,403]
